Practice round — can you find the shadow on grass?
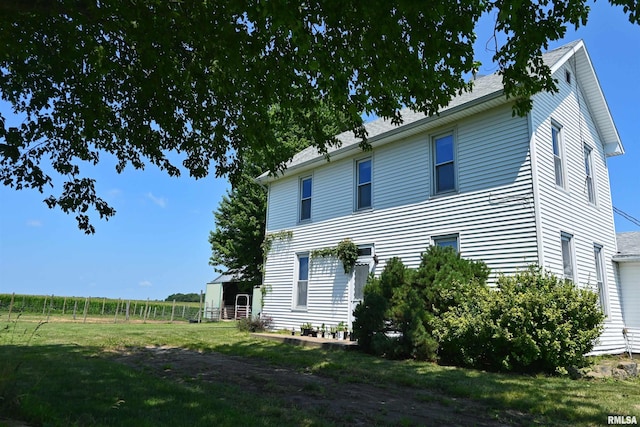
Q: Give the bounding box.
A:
[206,337,639,426]
[0,344,321,427]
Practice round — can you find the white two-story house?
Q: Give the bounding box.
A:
[257,40,629,354]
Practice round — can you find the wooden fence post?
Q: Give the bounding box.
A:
[126,300,130,321]
[62,296,67,315]
[82,297,89,323]
[101,298,106,315]
[73,300,78,320]
[42,295,48,316]
[114,299,120,323]
[8,293,15,321]
[170,299,176,323]
[46,294,54,322]
[198,290,203,323]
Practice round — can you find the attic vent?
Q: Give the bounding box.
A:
[565,70,572,84]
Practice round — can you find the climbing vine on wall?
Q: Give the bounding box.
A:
[311,238,359,274]
[261,230,293,259]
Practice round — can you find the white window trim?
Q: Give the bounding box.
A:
[583,144,596,205]
[551,122,567,190]
[355,157,373,211]
[432,233,460,253]
[560,232,575,282]
[293,253,309,311]
[432,131,457,196]
[593,244,609,317]
[299,176,312,223]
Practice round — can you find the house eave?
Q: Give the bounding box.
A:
[257,90,508,183]
[613,255,640,263]
[550,40,624,158]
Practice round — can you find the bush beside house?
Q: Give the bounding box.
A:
[353,248,605,374]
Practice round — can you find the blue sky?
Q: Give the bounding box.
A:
[1,2,639,301]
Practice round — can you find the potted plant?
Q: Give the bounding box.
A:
[320,323,326,338]
[330,326,337,339]
[301,322,313,336]
[337,321,345,340]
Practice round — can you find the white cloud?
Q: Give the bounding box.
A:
[139,280,152,288]
[26,219,43,227]
[146,192,167,208]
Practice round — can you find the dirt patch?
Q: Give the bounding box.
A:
[110,346,531,426]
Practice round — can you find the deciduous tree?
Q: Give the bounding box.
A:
[1,0,638,231]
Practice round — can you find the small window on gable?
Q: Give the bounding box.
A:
[552,124,565,188]
[433,234,459,253]
[433,133,456,194]
[565,69,572,84]
[561,232,574,282]
[583,144,595,204]
[299,177,312,221]
[356,158,372,210]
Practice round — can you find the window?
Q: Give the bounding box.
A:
[356,158,372,210]
[299,177,312,221]
[583,144,595,204]
[594,245,608,316]
[434,133,456,194]
[295,254,309,308]
[565,69,572,84]
[433,234,459,253]
[561,233,574,282]
[552,124,565,188]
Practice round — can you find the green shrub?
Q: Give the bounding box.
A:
[236,316,272,332]
[436,266,605,374]
[353,247,489,361]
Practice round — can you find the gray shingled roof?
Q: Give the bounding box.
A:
[208,273,241,284]
[258,39,619,181]
[616,232,640,258]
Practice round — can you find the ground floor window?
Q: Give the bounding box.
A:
[561,232,574,282]
[295,254,309,309]
[593,244,608,316]
[432,234,459,253]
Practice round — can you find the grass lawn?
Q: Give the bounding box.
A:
[1,316,638,426]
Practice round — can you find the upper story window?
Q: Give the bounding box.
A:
[583,144,595,204]
[593,244,608,316]
[295,254,309,309]
[433,133,456,194]
[552,124,565,188]
[561,232,574,282]
[356,158,372,210]
[432,234,459,253]
[299,176,312,221]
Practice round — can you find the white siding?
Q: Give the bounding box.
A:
[263,104,539,332]
[531,62,624,353]
[620,262,640,328]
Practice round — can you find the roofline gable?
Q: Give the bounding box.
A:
[548,40,624,157]
[258,40,624,183]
